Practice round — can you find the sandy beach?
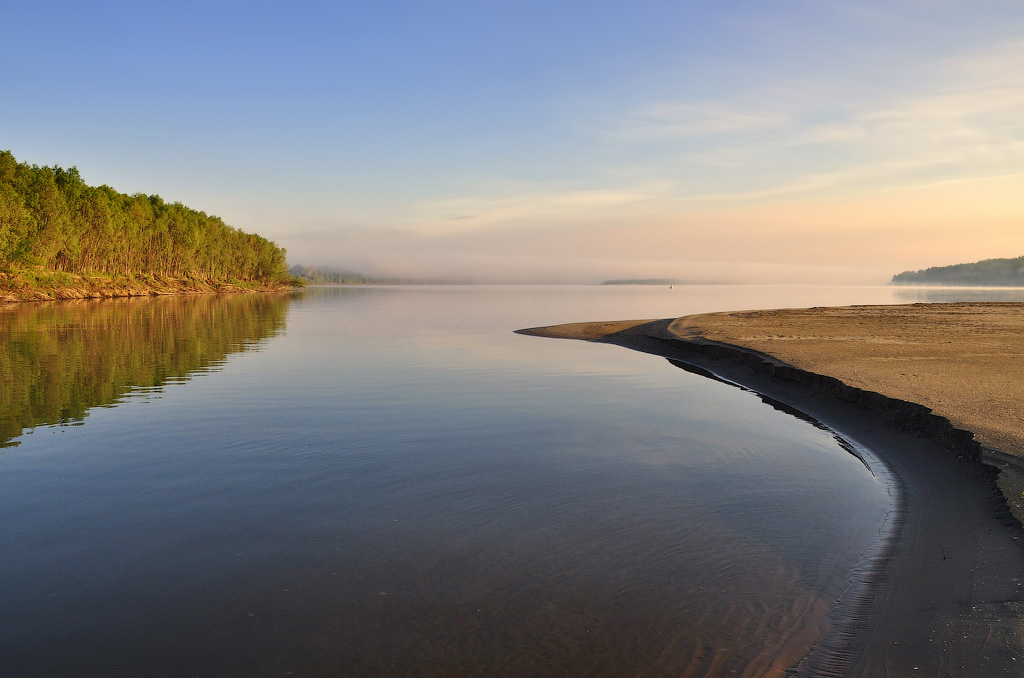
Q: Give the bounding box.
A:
[518,303,1024,677]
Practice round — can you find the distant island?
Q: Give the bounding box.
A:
[891,256,1024,286]
[602,278,684,286]
[1,150,296,302]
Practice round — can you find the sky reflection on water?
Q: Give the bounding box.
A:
[2,285,1021,677]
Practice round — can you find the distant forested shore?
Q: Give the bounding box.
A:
[0,150,295,301]
[288,265,403,284]
[891,256,1024,286]
[602,278,683,285]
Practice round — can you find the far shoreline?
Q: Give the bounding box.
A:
[0,270,301,304]
[517,314,1024,676]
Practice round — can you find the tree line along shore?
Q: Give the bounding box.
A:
[891,255,1024,286]
[0,150,296,301]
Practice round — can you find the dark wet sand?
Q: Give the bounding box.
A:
[517,313,1024,677]
[673,303,1024,460]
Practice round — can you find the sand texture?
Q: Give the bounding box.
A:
[671,302,1024,460]
[517,307,1024,677]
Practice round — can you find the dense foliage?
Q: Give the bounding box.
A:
[0,150,289,281]
[891,256,1024,286]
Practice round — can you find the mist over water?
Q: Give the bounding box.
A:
[2,285,1020,677]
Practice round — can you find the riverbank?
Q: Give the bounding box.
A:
[518,310,1024,677]
[673,302,1024,525]
[0,270,301,303]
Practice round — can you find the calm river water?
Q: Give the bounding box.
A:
[3,285,1022,677]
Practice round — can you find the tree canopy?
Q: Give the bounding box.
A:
[0,150,289,282]
[891,256,1024,286]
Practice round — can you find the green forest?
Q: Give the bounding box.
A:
[0,150,290,283]
[891,256,1024,286]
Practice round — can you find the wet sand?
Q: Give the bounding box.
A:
[517,306,1024,677]
[674,303,1024,458]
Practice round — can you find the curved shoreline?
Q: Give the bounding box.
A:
[668,356,908,677]
[517,318,1024,677]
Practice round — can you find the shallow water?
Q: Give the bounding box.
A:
[1,285,1019,677]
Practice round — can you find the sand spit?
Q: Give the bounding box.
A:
[517,308,1024,677]
[674,303,1024,458]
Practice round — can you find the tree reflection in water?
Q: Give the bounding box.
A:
[0,292,294,447]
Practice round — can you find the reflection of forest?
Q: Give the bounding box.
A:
[0,293,293,447]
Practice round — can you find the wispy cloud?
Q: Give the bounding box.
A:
[409,184,669,235]
[598,101,792,141]
[282,31,1024,285]
[583,40,1024,200]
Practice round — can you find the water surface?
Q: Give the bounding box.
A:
[1,285,1017,677]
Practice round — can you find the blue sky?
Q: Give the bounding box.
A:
[4,1,1023,282]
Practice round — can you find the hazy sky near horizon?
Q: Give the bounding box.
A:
[4,1,1023,283]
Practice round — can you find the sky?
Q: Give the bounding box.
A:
[3,1,1023,283]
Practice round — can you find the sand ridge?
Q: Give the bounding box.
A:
[517,306,1024,677]
[671,302,1024,460]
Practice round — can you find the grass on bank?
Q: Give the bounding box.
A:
[0,266,302,301]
